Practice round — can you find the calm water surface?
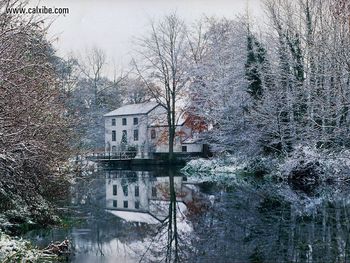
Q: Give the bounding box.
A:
[26,168,350,262]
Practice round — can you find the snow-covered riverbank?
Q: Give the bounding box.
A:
[183,146,350,183]
[0,232,46,262]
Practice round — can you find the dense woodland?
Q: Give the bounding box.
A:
[188,0,350,158]
[131,0,350,162]
[1,0,350,230]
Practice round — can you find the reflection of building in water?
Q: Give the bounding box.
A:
[105,170,194,224]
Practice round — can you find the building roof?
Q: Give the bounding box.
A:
[106,210,161,224]
[104,101,159,117]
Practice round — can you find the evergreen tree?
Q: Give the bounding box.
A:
[245,31,269,100]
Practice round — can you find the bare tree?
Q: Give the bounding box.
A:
[133,13,189,162]
[186,18,209,65]
[78,46,107,107]
[71,47,127,150]
[121,76,152,104]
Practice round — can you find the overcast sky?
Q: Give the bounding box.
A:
[29,0,264,74]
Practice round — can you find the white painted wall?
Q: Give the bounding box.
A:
[104,105,203,155]
[105,114,148,154]
[183,143,203,153]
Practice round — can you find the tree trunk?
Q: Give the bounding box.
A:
[168,126,175,163]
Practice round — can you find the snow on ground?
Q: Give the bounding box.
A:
[0,232,51,262]
[276,146,350,180]
[184,146,350,182]
[183,156,245,174]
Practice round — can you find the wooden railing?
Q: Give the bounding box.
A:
[90,151,137,160]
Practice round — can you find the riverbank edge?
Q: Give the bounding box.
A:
[182,146,350,183]
[0,164,80,262]
[0,200,64,262]
[0,231,60,262]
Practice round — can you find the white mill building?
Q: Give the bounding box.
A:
[104,102,204,158]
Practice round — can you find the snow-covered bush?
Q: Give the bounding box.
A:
[0,232,47,262]
[243,156,279,176]
[184,145,350,185]
[182,155,245,174]
[183,154,279,178]
[277,146,350,181]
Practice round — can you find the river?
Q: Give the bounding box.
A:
[25,167,350,262]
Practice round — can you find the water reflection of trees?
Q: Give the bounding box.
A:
[130,168,208,263]
[29,169,350,262]
[69,172,156,260]
[71,172,350,262]
[27,168,209,262]
[100,168,208,262]
[137,169,190,262]
[189,181,350,263]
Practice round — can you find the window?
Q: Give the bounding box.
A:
[135,186,139,197]
[122,118,127,125]
[113,185,117,196]
[134,130,139,141]
[151,129,156,139]
[123,201,128,208]
[113,200,117,208]
[112,118,116,126]
[133,117,138,125]
[182,146,187,152]
[122,130,127,143]
[123,185,128,196]
[112,146,116,154]
[135,201,140,209]
[152,187,157,197]
[112,131,116,141]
